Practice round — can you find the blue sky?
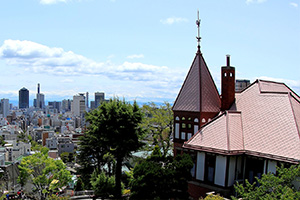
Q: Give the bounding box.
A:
[0,0,299,105]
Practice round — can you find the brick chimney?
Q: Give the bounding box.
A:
[221,55,235,111]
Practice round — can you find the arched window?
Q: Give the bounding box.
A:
[194,118,199,123]
[202,118,206,123]
[175,116,180,121]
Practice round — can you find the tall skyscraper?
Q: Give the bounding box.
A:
[95,92,105,108]
[36,83,45,109]
[62,99,71,112]
[86,92,89,108]
[48,101,62,113]
[19,87,29,109]
[0,99,10,118]
[71,94,86,116]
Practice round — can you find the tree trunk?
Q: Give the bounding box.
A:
[115,155,123,198]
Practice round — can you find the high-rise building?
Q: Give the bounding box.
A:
[36,83,45,109]
[95,92,105,108]
[90,101,95,110]
[19,87,29,109]
[86,92,89,108]
[48,101,62,113]
[235,79,250,92]
[0,99,10,118]
[71,94,86,116]
[62,99,71,112]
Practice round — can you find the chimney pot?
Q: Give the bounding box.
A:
[226,54,230,66]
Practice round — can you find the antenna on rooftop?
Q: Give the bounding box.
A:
[196,9,201,50]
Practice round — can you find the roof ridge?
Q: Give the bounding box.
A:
[172,51,199,110]
[288,94,300,141]
[225,111,230,151]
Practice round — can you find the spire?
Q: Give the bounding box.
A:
[196,10,201,52]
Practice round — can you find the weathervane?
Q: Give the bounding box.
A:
[196,10,201,50]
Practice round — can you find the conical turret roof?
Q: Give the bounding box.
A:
[172,50,221,113]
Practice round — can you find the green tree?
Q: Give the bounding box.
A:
[78,98,144,198]
[90,170,116,198]
[141,102,173,157]
[130,147,193,199]
[233,164,300,200]
[18,151,72,200]
[60,152,70,163]
[0,136,6,146]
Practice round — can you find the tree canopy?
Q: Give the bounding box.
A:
[18,150,72,200]
[233,164,300,200]
[78,98,145,198]
[141,102,173,158]
[130,146,193,199]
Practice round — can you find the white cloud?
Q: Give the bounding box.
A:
[290,2,298,8]
[246,0,267,4]
[40,0,70,4]
[60,79,74,83]
[126,54,144,59]
[160,17,188,25]
[0,39,185,102]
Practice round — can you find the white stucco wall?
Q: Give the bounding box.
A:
[196,152,205,181]
[214,155,227,186]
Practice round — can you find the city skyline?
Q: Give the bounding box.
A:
[0,0,299,104]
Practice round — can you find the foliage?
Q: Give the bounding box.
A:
[202,194,224,200]
[141,102,173,157]
[46,194,70,200]
[18,152,72,200]
[74,176,84,191]
[233,164,300,200]
[0,136,6,146]
[60,152,74,164]
[17,130,30,143]
[78,98,145,198]
[90,170,116,198]
[130,148,193,200]
[60,152,69,163]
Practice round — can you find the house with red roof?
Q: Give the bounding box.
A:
[172,18,300,199]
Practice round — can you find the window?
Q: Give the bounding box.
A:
[175,116,180,121]
[181,132,186,140]
[202,118,206,123]
[181,123,186,129]
[205,153,216,183]
[194,118,199,123]
[224,73,227,77]
[175,123,179,138]
[187,133,192,140]
[182,117,185,121]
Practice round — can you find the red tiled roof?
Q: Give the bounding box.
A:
[184,80,300,163]
[172,51,220,112]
